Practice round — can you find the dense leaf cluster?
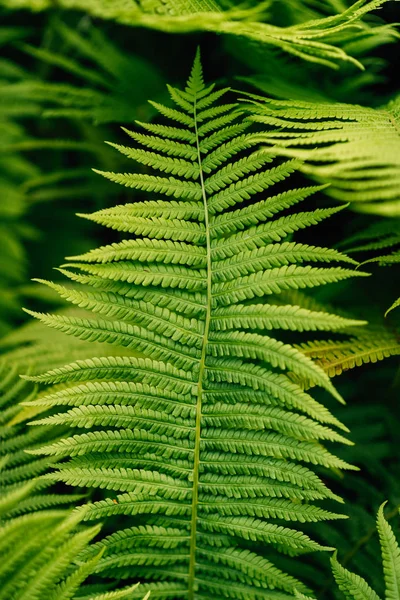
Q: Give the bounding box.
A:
[0,1,399,599]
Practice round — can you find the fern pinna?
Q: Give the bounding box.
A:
[24,51,367,599]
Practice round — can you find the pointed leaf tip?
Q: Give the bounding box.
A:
[185,46,205,96]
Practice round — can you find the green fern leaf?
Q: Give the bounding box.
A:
[3,0,397,71]
[306,504,400,600]
[212,303,366,332]
[0,504,100,600]
[331,552,382,600]
[297,327,400,379]
[386,297,400,317]
[24,51,365,598]
[244,92,400,216]
[377,503,400,600]
[0,490,148,600]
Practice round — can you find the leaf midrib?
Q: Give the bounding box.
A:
[188,90,213,600]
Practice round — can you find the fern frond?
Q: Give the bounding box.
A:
[244,92,400,216]
[318,504,400,600]
[331,552,382,600]
[361,250,400,268]
[338,217,400,319]
[0,308,132,520]
[0,503,96,600]
[2,0,396,70]
[339,219,400,255]
[377,503,400,600]
[0,495,148,600]
[296,327,400,378]
[24,52,365,598]
[0,357,58,500]
[10,21,165,125]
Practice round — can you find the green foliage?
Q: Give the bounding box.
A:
[0,484,148,600]
[0,502,101,600]
[19,51,376,599]
[0,319,152,598]
[294,504,400,600]
[1,0,397,69]
[0,308,129,518]
[243,92,400,216]
[296,325,400,379]
[0,1,399,599]
[0,26,111,334]
[386,297,400,316]
[0,119,36,336]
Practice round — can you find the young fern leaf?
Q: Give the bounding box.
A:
[26,51,367,599]
[377,503,400,600]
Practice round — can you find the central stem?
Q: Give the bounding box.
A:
[187,96,212,600]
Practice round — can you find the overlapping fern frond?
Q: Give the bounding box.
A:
[0,356,67,514]
[0,315,154,597]
[0,482,148,600]
[0,305,138,519]
[295,503,400,600]
[255,289,400,382]
[243,92,400,217]
[0,119,37,336]
[296,326,400,379]
[18,51,373,599]
[0,26,39,334]
[0,500,100,600]
[1,0,397,70]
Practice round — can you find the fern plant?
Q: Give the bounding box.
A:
[0,480,148,600]
[0,318,153,597]
[295,503,400,600]
[1,0,397,70]
[0,311,124,514]
[295,324,400,380]
[20,51,373,598]
[0,25,40,335]
[243,91,400,217]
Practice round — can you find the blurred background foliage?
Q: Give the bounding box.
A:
[0,1,399,598]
